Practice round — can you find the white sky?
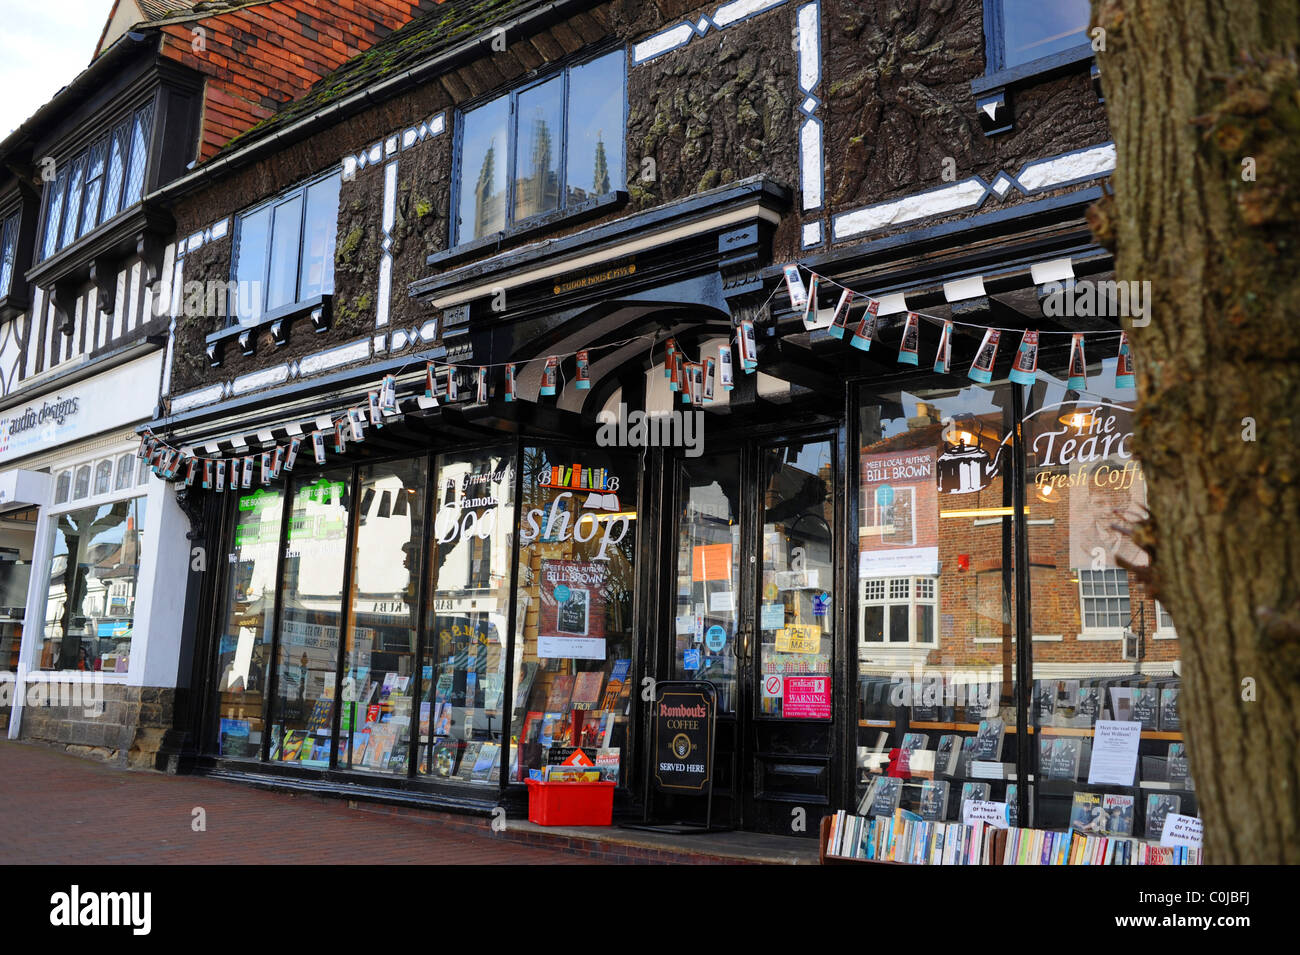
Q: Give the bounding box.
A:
[0,0,116,139]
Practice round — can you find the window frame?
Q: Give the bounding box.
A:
[451,46,628,248]
[34,97,159,264]
[1076,567,1131,639]
[859,575,939,646]
[982,0,1093,75]
[227,168,341,328]
[0,208,21,300]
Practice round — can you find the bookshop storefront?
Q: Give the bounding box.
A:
[181,332,1194,840]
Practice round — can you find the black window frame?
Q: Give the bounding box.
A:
[226,167,342,329]
[982,0,1093,75]
[35,97,158,264]
[451,46,628,248]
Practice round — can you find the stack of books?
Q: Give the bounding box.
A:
[826,809,997,864]
[1002,828,1202,865]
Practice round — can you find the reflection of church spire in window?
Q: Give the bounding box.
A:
[474,137,499,236]
[521,114,559,214]
[592,130,610,196]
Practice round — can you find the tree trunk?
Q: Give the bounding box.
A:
[1091,0,1300,863]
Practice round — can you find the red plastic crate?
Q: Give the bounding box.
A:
[525,779,616,826]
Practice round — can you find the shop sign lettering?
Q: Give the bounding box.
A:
[775,624,821,654]
[1032,407,1133,469]
[519,491,630,560]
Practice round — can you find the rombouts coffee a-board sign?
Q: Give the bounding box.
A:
[625,680,722,834]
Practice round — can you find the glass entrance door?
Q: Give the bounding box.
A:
[667,435,837,836]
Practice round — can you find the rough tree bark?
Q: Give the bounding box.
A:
[1089,1,1300,862]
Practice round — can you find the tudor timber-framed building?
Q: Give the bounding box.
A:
[129,0,1196,837]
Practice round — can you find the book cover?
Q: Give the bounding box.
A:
[571,670,604,709]
[1159,687,1181,731]
[546,675,576,710]
[578,709,605,748]
[918,780,950,821]
[1047,737,1083,780]
[280,730,306,762]
[456,741,483,781]
[1034,681,1056,724]
[864,776,903,817]
[601,659,632,711]
[1167,742,1191,788]
[1070,791,1106,833]
[959,782,991,820]
[431,739,460,778]
[1103,794,1135,835]
[935,735,959,776]
[973,718,1005,761]
[900,732,929,752]
[1145,793,1181,839]
[1074,685,1102,728]
[540,712,565,748]
[304,694,334,735]
[595,748,621,784]
[1108,685,1134,722]
[218,718,252,758]
[1131,685,1159,730]
[471,742,500,781]
[957,736,977,777]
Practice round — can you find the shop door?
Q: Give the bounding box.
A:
[667,434,837,836]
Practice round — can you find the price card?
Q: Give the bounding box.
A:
[1160,813,1204,848]
[962,800,1010,829]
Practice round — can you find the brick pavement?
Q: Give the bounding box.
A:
[0,741,597,865]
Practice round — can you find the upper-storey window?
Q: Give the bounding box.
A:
[228,170,341,326]
[0,210,20,298]
[37,101,155,262]
[454,49,626,245]
[987,0,1091,71]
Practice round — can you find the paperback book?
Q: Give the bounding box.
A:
[1145,793,1182,839]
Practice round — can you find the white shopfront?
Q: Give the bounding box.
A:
[0,349,191,740]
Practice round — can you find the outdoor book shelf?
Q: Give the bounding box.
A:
[819,814,1009,865]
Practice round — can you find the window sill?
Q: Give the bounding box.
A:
[205,294,332,367]
[969,43,1098,135]
[429,191,629,271]
[1076,628,1125,641]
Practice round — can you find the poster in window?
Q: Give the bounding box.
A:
[539,559,607,659]
[858,448,938,577]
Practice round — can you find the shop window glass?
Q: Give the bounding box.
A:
[507,445,637,784]
[993,0,1090,70]
[419,448,515,784]
[122,102,154,208]
[229,171,339,326]
[115,454,135,491]
[39,497,146,672]
[137,456,149,486]
[671,455,741,712]
[73,465,91,500]
[0,210,20,299]
[759,440,835,718]
[268,470,350,767]
[93,460,113,496]
[855,385,1020,822]
[78,140,108,238]
[59,155,87,250]
[338,459,426,775]
[454,49,625,244]
[1025,365,1194,838]
[213,487,284,759]
[101,121,129,223]
[54,471,72,505]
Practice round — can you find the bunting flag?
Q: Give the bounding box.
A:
[380,374,398,414]
[575,350,591,390]
[185,457,198,488]
[476,366,489,403]
[1115,331,1135,388]
[347,408,365,443]
[242,456,255,489]
[850,299,880,352]
[783,263,810,309]
[285,437,302,472]
[539,356,558,396]
[968,329,1001,384]
[1066,333,1087,390]
[215,460,226,492]
[1009,330,1040,385]
[504,362,516,402]
[828,288,854,339]
[665,339,678,388]
[312,431,327,464]
[260,452,271,485]
[367,390,383,427]
[719,344,735,390]
[202,460,213,489]
[446,364,460,402]
[333,420,349,454]
[933,320,953,374]
[801,274,820,330]
[271,446,284,479]
[898,312,920,365]
[737,321,758,372]
[704,356,717,400]
[424,363,439,402]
